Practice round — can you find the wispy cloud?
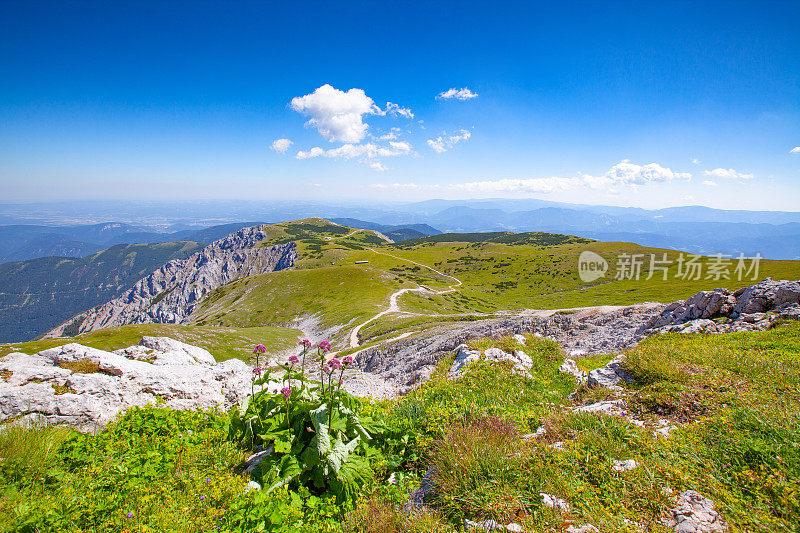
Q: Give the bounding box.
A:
[703,168,754,180]
[437,87,478,100]
[427,129,471,153]
[791,146,800,154]
[373,160,692,194]
[296,141,412,171]
[702,180,718,186]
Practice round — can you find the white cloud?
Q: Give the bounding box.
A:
[437,87,478,100]
[427,129,471,153]
[444,160,691,194]
[703,168,754,180]
[270,138,293,153]
[581,160,691,189]
[791,147,800,153]
[384,102,414,119]
[702,180,718,186]
[290,84,382,143]
[295,141,412,171]
[691,158,700,164]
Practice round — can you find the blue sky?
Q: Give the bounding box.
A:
[1,1,799,209]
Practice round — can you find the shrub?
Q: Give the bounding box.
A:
[429,415,533,522]
[344,498,455,533]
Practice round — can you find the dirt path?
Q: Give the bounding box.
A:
[348,249,464,348]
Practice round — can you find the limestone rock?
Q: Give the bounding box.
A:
[587,355,634,388]
[572,399,627,417]
[449,345,481,377]
[612,459,639,472]
[0,338,253,430]
[45,226,297,337]
[559,358,587,385]
[645,279,800,336]
[406,467,438,512]
[662,490,728,532]
[540,492,570,512]
[566,526,599,533]
[449,345,533,379]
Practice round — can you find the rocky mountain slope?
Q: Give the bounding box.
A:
[45,225,297,338]
[352,278,800,391]
[0,241,205,342]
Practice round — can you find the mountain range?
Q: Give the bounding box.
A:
[2,199,798,260]
[0,241,204,342]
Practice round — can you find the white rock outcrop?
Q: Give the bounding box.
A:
[449,345,534,378]
[559,358,587,385]
[662,490,728,532]
[587,354,634,389]
[0,337,252,430]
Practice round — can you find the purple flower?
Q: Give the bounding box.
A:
[199,495,206,501]
[342,355,354,365]
[300,339,312,348]
[329,357,342,370]
[127,512,134,519]
[253,344,267,354]
[318,340,332,353]
[205,477,211,483]
[323,364,334,375]
[252,366,262,376]
[338,379,344,386]
[281,386,292,399]
[288,355,299,364]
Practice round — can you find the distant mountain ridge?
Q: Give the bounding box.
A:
[0,241,205,342]
[2,199,799,259]
[45,225,296,338]
[330,218,441,242]
[0,221,262,263]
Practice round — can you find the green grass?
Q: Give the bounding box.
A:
[2,322,799,531]
[0,323,301,362]
[192,265,408,340]
[187,220,799,349]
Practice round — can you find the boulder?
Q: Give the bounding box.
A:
[587,355,634,388]
[662,490,728,532]
[566,526,599,533]
[734,278,800,314]
[449,345,481,377]
[559,358,587,385]
[0,338,253,430]
[449,345,534,379]
[540,492,570,512]
[612,459,639,472]
[572,399,626,417]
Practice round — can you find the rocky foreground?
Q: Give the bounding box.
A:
[356,278,800,391]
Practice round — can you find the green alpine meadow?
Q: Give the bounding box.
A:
[3,3,800,532]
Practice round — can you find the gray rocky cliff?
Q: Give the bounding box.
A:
[45,225,296,337]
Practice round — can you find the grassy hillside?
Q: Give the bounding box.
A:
[185,219,800,348]
[2,320,798,532]
[0,323,301,362]
[0,241,206,342]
